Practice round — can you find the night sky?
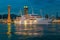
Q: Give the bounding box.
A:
[0,0,60,16]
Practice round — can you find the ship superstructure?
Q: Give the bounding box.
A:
[14,6,52,24]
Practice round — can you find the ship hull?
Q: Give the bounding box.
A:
[14,18,52,24]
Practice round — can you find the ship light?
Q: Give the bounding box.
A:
[14,20,17,24]
[19,20,21,24]
[30,20,32,24]
[24,20,27,24]
[34,20,37,23]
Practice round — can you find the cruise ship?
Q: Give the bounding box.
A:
[14,6,52,24]
[14,14,52,24]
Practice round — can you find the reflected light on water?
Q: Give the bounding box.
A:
[14,24,43,36]
[24,20,27,30]
[23,32,28,35]
[7,23,11,38]
[14,20,43,36]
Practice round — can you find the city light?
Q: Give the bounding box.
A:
[19,20,21,24]
[24,20,27,24]
[29,20,32,24]
[34,20,37,23]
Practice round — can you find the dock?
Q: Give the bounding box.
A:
[52,19,60,23]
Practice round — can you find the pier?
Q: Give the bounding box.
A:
[52,19,60,23]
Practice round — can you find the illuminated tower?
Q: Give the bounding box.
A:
[7,5,11,23]
[24,6,29,19]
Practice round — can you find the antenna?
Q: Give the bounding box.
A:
[27,0,34,14]
[20,8,22,17]
[40,9,42,17]
[32,8,34,14]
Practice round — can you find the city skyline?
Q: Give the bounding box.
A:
[0,0,60,16]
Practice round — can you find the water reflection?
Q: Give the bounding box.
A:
[7,23,11,38]
[15,23,44,36]
[0,23,60,40]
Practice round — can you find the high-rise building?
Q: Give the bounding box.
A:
[7,5,11,23]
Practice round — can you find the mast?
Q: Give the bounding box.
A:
[40,9,42,17]
[27,0,34,15]
[20,9,22,17]
[32,8,34,14]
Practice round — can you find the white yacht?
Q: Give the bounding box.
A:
[14,14,52,24]
[14,6,52,24]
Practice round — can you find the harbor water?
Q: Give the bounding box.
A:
[0,23,60,40]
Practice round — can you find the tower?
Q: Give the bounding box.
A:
[24,6,29,19]
[7,5,11,23]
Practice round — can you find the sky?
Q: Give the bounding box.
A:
[0,0,60,16]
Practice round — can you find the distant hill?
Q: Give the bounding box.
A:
[0,14,18,19]
[0,15,2,19]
